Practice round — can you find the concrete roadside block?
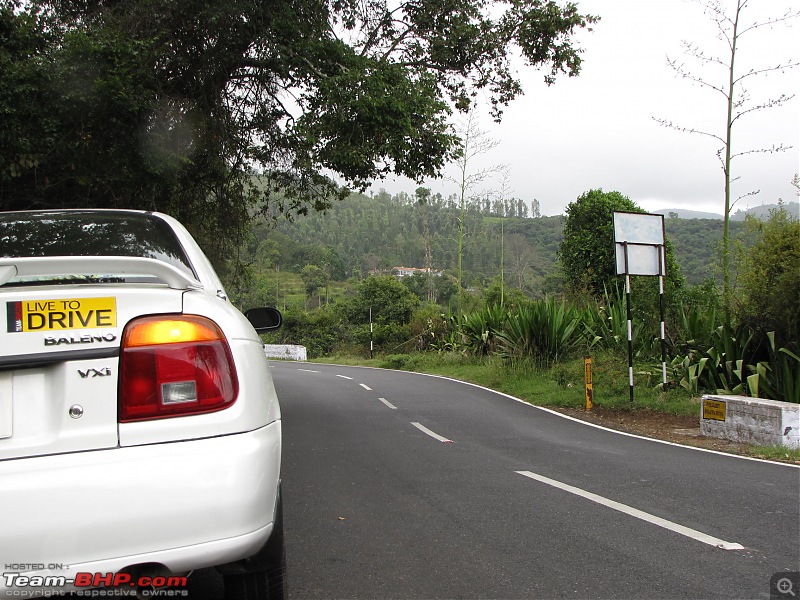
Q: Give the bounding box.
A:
[701,394,800,449]
[264,344,307,361]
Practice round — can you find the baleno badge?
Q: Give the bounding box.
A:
[45,333,117,346]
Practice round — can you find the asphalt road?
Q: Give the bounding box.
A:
[193,361,800,599]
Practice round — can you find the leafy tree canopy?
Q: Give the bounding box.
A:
[300,264,329,296]
[343,276,420,325]
[1,0,596,262]
[734,207,800,348]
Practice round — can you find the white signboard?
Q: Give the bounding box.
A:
[613,212,665,276]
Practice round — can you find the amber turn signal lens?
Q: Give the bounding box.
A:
[123,315,223,347]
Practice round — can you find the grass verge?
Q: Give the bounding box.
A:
[317,350,699,415]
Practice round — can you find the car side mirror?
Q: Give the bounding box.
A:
[245,307,282,333]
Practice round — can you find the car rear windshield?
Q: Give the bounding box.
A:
[0,211,195,282]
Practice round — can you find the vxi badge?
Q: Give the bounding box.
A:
[78,367,111,378]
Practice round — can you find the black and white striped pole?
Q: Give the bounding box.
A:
[658,245,668,388]
[623,242,634,404]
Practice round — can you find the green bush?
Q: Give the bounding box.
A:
[757,333,800,404]
[459,304,509,355]
[262,307,346,358]
[409,304,450,351]
[380,354,413,370]
[351,322,414,354]
[734,208,800,350]
[667,318,800,403]
[580,284,647,356]
[495,297,583,365]
[671,301,721,355]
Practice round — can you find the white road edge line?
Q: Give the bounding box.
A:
[379,398,397,410]
[360,383,372,391]
[336,375,353,380]
[516,470,744,551]
[305,363,799,468]
[412,422,454,443]
[407,371,800,469]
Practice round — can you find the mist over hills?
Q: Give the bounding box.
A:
[654,201,799,221]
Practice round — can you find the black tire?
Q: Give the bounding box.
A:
[223,567,274,600]
[223,491,287,600]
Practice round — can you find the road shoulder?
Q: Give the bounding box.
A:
[550,405,800,465]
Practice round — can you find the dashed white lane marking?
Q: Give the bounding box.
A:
[336,375,353,380]
[378,398,397,410]
[515,471,744,551]
[412,422,454,443]
[297,369,320,373]
[359,383,372,391]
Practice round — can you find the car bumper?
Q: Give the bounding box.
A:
[0,421,281,593]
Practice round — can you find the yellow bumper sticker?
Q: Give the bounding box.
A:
[7,297,117,332]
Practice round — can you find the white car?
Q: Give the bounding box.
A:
[0,209,285,599]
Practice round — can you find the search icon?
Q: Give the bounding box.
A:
[778,577,796,597]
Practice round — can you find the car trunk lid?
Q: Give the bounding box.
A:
[1,283,187,461]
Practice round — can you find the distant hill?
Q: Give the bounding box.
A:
[731,201,799,221]
[655,202,799,221]
[243,190,761,293]
[656,208,723,220]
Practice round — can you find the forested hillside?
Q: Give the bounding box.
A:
[239,190,749,310]
[664,216,745,285]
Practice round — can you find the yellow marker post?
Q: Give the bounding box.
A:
[584,356,593,411]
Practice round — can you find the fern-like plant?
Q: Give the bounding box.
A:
[496,297,582,365]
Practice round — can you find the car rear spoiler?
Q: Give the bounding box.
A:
[0,257,204,290]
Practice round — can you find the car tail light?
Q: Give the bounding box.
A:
[119,315,238,422]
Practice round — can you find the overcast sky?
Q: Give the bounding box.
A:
[374,0,800,217]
